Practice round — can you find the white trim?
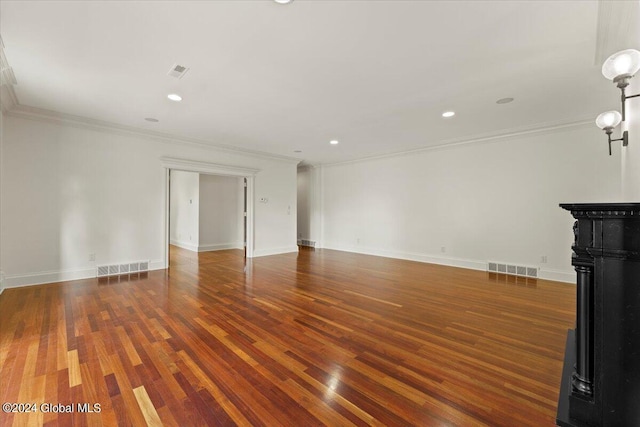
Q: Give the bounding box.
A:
[149,260,166,272]
[3,267,97,288]
[6,105,300,163]
[165,170,170,269]
[322,118,593,167]
[164,162,255,259]
[5,269,89,288]
[253,246,299,258]
[321,242,576,284]
[170,239,199,252]
[245,176,255,258]
[161,157,259,177]
[539,268,576,284]
[3,259,166,289]
[198,242,243,252]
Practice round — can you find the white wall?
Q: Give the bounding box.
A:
[319,123,622,282]
[169,170,200,251]
[198,174,243,251]
[253,163,298,257]
[0,108,4,295]
[297,167,311,242]
[1,113,298,287]
[622,62,640,200]
[297,165,323,246]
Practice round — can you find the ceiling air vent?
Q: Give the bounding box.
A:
[167,64,189,79]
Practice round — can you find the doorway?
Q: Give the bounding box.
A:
[161,157,258,270]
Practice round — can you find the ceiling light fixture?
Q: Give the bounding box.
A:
[167,93,182,102]
[496,97,514,104]
[294,150,302,153]
[330,140,339,145]
[145,118,159,122]
[442,111,455,118]
[596,48,639,154]
[274,0,293,4]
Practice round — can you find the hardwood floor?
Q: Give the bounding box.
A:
[0,246,575,426]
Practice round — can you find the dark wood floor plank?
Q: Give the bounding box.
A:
[0,246,575,426]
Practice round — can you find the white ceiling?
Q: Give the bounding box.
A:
[0,0,629,164]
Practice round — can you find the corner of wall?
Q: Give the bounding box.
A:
[621,63,640,200]
[0,108,4,297]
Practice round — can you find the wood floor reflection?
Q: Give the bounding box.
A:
[0,246,575,426]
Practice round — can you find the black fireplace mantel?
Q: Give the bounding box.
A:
[557,203,640,427]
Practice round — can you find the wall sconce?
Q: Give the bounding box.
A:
[596,49,639,154]
[602,49,640,121]
[595,111,628,155]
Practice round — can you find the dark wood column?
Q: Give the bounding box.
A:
[557,203,640,427]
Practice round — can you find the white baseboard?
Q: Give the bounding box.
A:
[4,267,98,288]
[538,268,575,283]
[198,242,243,252]
[149,260,166,272]
[3,259,166,289]
[252,246,299,258]
[170,239,198,252]
[321,242,575,284]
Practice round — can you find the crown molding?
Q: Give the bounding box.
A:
[5,104,300,164]
[322,117,594,167]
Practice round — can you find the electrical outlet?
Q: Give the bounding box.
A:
[89,253,96,262]
[441,246,446,253]
[357,238,360,244]
[540,255,548,264]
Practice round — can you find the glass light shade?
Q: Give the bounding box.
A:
[595,110,622,129]
[602,49,640,80]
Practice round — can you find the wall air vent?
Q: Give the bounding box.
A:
[97,260,150,278]
[487,261,539,278]
[97,266,109,277]
[167,64,189,79]
[298,240,316,248]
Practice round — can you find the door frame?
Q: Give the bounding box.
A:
[161,157,259,268]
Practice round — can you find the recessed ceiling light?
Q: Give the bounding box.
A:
[330,140,339,145]
[442,111,455,118]
[274,0,293,4]
[294,150,302,153]
[496,97,514,104]
[167,94,182,102]
[144,118,159,122]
